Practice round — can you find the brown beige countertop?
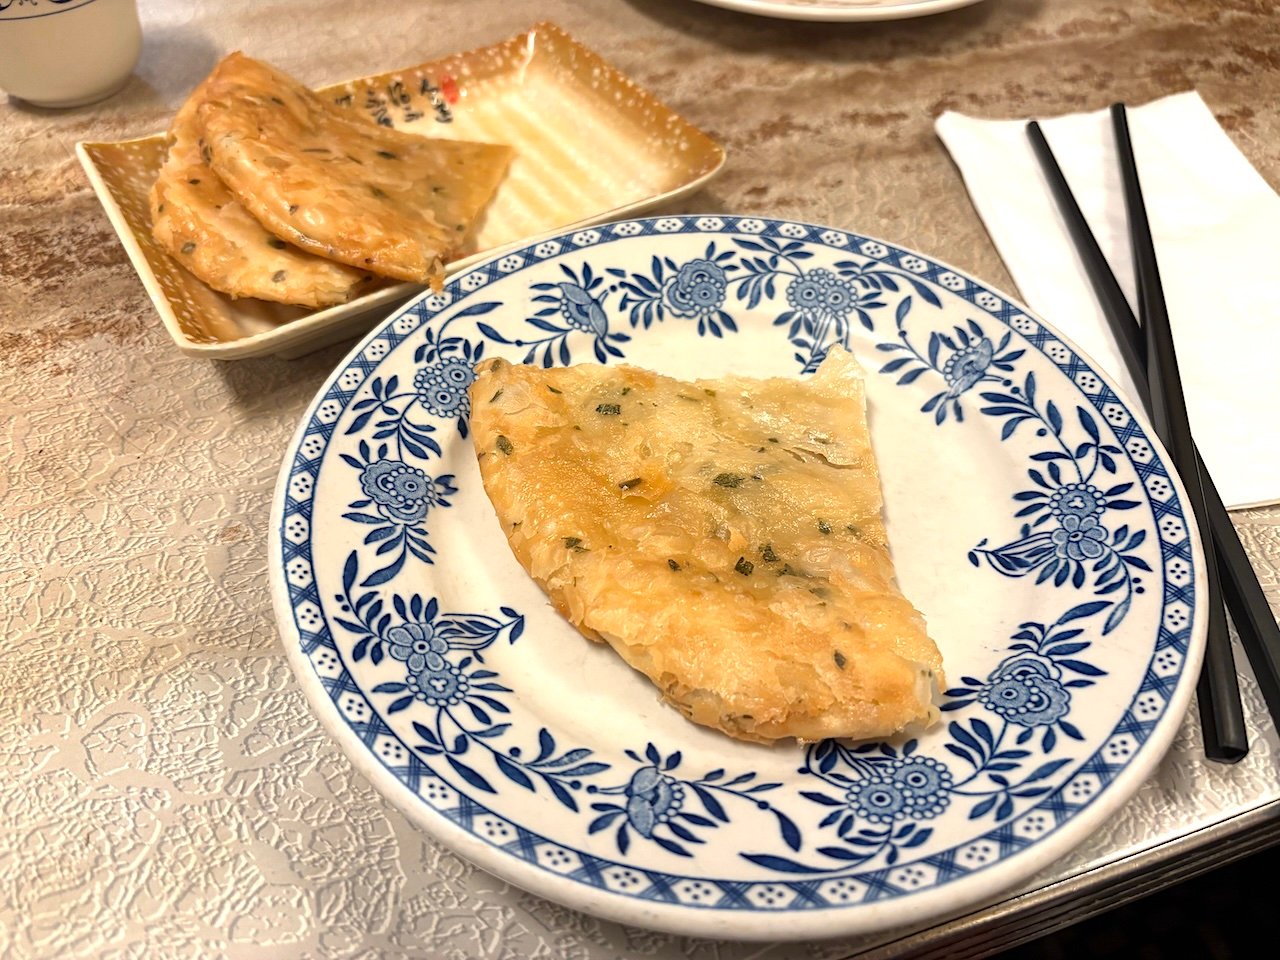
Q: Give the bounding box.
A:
[4,1,1280,957]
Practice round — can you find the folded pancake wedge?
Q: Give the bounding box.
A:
[149,70,371,308]
[194,52,513,285]
[468,347,944,744]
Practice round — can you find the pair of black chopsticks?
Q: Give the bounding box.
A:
[1027,105,1280,764]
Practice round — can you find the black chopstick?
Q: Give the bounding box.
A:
[1028,126,1280,719]
[1110,104,1250,762]
[1026,118,1250,763]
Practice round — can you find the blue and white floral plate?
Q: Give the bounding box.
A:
[269,216,1206,940]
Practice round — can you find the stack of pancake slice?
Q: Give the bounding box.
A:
[149,52,513,308]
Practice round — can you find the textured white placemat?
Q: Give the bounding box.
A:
[937,92,1280,509]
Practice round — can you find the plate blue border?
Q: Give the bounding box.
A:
[271,215,1203,937]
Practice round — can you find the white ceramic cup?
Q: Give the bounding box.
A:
[0,0,142,109]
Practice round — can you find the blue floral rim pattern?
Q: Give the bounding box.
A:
[273,215,1198,921]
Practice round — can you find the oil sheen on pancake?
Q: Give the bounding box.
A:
[194,52,513,286]
[467,347,943,744]
[149,67,371,308]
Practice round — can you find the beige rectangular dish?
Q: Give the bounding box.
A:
[77,22,726,360]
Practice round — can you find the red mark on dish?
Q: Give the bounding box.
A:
[441,76,459,104]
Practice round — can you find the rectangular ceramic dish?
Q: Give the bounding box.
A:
[76,22,726,360]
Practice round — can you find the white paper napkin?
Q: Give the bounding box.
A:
[935,92,1280,510]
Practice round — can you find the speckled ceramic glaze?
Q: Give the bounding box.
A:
[76,22,726,359]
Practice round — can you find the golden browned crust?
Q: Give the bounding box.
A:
[192,52,513,285]
[467,349,944,744]
[148,69,372,308]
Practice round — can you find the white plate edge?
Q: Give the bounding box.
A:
[265,216,1210,941]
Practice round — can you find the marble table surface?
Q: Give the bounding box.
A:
[4,1,1280,957]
